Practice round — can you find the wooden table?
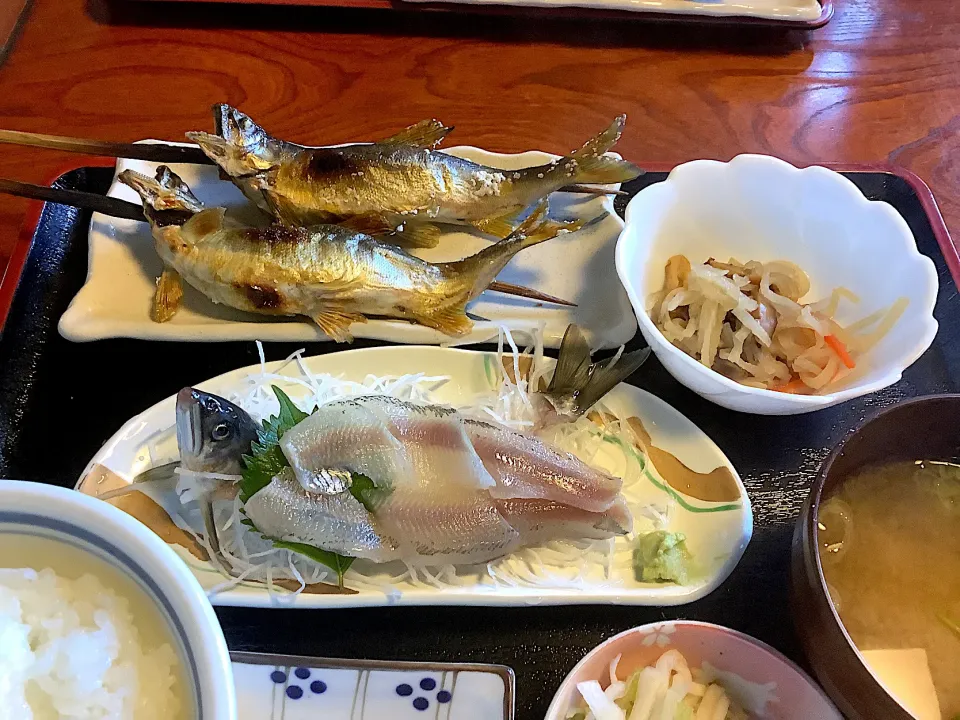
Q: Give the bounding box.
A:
[0,1,958,715]
[1,0,959,283]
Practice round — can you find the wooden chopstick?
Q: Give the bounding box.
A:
[0,178,146,221]
[0,129,214,165]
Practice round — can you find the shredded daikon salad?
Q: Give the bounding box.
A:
[567,649,748,720]
[649,255,908,393]
[165,326,672,603]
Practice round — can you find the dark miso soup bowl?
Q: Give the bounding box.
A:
[791,394,960,720]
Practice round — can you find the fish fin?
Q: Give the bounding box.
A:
[151,269,184,323]
[475,206,583,243]
[472,212,521,239]
[572,115,627,157]
[419,303,474,336]
[550,116,642,186]
[542,324,652,417]
[522,217,585,243]
[435,199,568,304]
[311,309,366,343]
[336,213,397,237]
[377,119,454,149]
[391,221,443,249]
[502,199,549,244]
[549,324,593,393]
[181,207,227,239]
[198,494,236,578]
[96,462,180,501]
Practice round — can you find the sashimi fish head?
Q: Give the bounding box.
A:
[176,388,259,475]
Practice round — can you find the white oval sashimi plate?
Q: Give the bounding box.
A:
[76,346,752,608]
[58,144,637,349]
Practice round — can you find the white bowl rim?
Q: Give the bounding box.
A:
[0,479,236,720]
[544,619,840,718]
[616,154,940,409]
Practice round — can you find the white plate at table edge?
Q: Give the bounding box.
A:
[76,345,752,608]
[58,142,638,350]
[401,0,824,23]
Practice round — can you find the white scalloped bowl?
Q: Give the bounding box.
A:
[616,155,939,415]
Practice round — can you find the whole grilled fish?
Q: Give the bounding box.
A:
[187,105,642,247]
[165,330,647,567]
[120,166,576,341]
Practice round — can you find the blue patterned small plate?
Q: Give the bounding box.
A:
[231,652,514,720]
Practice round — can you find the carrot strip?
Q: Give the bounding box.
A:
[773,378,809,394]
[824,334,856,369]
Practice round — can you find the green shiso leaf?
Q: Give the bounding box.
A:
[237,385,358,587]
[270,538,356,588]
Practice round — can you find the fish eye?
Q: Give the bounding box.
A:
[211,423,231,442]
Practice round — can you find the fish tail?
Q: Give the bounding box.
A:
[541,324,651,417]
[422,201,570,336]
[440,199,563,292]
[546,115,642,186]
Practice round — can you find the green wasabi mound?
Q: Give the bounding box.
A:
[633,531,692,585]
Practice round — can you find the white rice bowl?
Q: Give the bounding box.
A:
[0,567,181,719]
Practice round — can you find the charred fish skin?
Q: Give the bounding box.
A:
[192,106,454,224]
[190,106,641,236]
[120,167,570,341]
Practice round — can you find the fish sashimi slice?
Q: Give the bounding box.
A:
[351,397,518,564]
[243,468,399,563]
[463,418,623,512]
[353,396,495,490]
[280,399,413,492]
[373,485,521,566]
[494,496,633,547]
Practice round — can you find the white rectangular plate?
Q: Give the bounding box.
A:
[58,145,638,349]
[402,0,823,22]
[232,653,514,720]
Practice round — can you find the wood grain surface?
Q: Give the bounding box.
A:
[0,0,958,281]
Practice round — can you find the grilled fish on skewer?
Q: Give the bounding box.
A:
[189,105,641,246]
[119,166,581,341]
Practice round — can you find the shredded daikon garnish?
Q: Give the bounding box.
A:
[153,326,668,604]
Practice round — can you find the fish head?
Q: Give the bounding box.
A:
[176,387,260,475]
[119,166,205,225]
[188,105,282,178]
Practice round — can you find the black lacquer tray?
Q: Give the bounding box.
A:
[0,165,957,719]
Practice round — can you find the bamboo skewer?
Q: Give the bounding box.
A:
[0,178,147,221]
[0,129,627,196]
[0,178,577,308]
[0,129,214,165]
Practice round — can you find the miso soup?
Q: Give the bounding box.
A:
[818,460,960,719]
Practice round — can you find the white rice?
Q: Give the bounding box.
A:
[0,568,181,719]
